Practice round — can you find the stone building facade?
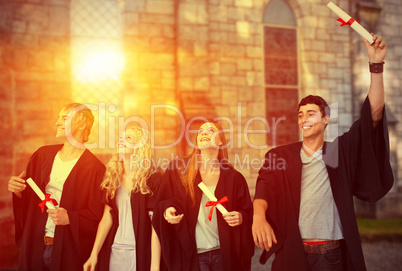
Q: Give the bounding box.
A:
[0,0,401,266]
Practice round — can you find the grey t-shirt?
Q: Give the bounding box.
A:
[110,186,136,271]
[298,147,344,240]
[112,186,136,249]
[195,185,220,254]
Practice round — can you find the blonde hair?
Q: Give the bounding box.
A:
[62,103,94,143]
[178,120,232,205]
[101,124,156,200]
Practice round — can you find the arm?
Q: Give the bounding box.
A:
[12,150,40,247]
[150,225,162,271]
[363,34,387,127]
[252,199,277,252]
[83,204,113,271]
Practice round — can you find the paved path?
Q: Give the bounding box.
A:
[251,242,402,271]
[2,241,401,270]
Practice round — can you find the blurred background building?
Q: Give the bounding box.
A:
[0,0,401,268]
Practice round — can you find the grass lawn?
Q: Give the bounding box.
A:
[357,218,402,242]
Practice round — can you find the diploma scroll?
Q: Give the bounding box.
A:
[26,178,56,210]
[327,2,374,44]
[198,182,228,215]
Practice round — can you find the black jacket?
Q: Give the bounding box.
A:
[98,171,164,271]
[153,162,254,271]
[13,145,105,271]
[255,97,394,270]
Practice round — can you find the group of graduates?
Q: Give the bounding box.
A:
[8,34,394,271]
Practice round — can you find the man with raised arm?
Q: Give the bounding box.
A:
[252,34,394,271]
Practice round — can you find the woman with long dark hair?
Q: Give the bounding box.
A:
[153,120,254,271]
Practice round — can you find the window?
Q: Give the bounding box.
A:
[263,0,299,147]
[71,0,124,109]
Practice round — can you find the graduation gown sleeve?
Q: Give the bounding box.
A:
[152,161,199,271]
[336,96,393,201]
[213,168,254,271]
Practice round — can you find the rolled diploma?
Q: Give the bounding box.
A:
[26,178,56,210]
[198,182,228,215]
[327,2,374,44]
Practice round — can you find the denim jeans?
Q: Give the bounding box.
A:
[42,245,53,271]
[198,249,223,271]
[305,246,343,271]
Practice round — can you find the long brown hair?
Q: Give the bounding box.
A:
[177,120,233,205]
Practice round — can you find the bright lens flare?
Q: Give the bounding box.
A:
[73,49,125,83]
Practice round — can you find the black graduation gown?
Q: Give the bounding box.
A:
[98,171,164,271]
[12,144,106,271]
[254,97,394,271]
[153,162,254,271]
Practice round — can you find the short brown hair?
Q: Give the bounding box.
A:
[62,103,94,142]
[298,95,330,118]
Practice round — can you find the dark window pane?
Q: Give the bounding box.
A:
[266,88,299,147]
[264,27,297,86]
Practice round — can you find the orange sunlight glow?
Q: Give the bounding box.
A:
[73,48,125,83]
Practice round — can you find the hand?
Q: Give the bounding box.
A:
[363,34,387,63]
[222,211,242,227]
[47,207,70,225]
[83,254,97,271]
[164,207,183,224]
[252,215,277,252]
[8,171,26,198]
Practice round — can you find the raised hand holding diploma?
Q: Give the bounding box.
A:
[363,34,387,63]
[327,1,374,44]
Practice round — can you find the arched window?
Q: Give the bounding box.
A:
[70,0,124,109]
[263,0,299,147]
[70,0,125,149]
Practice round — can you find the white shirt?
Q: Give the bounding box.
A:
[44,153,79,237]
[111,186,136,250]
[195,185,220,254]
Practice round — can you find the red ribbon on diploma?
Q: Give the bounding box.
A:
[337,18,359,26]
[205,196,229,221]
[38,193,58,213]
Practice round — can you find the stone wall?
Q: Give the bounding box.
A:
[120,0,182,160]
[0,0,72,252]
[352,0,402,218]
[0,0,401,267]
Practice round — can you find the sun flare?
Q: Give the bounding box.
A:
[73,48,125,83]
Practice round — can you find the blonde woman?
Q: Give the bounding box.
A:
[153,120,254,271]
[83,124,163,271]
